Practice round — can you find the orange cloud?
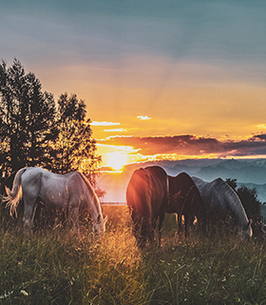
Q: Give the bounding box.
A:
[91,121,120,126]
[99,134,266,159]
[137,115,151,120]
[104,128,127,132]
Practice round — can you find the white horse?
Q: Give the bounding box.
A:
[192,176,252,239]
[4,167,107,238]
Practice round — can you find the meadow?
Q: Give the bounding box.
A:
[1,205,266,305]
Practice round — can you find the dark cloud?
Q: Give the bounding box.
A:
[100,133,266,157]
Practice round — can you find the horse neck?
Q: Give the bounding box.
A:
[78,173,103,222]
[225,187,248,228]
[168,176,176,197]
[89,190,103,222]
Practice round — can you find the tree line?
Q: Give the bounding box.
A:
[0,59,101,185]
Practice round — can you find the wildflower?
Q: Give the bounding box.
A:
[20,290,29,296]
[0,291,13,299]
[70,277,75,285]
[184,272,190,281]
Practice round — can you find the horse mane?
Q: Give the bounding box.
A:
[76,171,101,204]
[77,172,96,196]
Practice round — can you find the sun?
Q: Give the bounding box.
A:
[107,152,128,171]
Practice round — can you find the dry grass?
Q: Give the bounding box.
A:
[1,206,266,304]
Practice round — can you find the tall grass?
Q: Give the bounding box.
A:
[1,206,266,304]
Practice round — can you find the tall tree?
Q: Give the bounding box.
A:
[51,93,101,180]
[0,59,57,173]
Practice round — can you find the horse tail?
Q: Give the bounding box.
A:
[3,168,27,217]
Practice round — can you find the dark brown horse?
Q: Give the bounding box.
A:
[126,166,169,247]
[166,172,206,237]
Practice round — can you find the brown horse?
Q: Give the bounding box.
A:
[126,166,169,247]
[166,172,206,237]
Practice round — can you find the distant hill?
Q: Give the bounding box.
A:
[163,158,266,204]
[162,158,266,184]
[196,160,266,184]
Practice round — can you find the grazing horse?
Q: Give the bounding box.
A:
[126,166,169,247]
[165,172,206,237]
[192,176,252,239]
[4,167,107,238]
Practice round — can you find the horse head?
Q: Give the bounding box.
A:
[93,214,108,239]
[238,219,253,240]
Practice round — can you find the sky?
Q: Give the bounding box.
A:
[1,0,266,170]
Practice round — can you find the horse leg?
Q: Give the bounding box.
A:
[149,217,156,244]
[178,214,183,234]
[22,200,37,234]
[158,213,165,247]
[69,207,79,236]
[184,215,188,237]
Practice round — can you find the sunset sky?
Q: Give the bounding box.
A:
[1,0,266,170]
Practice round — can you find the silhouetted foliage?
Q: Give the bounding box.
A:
[225,178,237,191]
[0,59,57,174]
[50,93,101,178]
[226,178,261,222]
[237,185,261,222]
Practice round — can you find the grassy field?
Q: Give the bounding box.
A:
[1,205,266,304]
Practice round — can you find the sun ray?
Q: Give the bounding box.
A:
[107,152,128,171]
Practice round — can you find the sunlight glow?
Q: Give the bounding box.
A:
[107,152,128,171]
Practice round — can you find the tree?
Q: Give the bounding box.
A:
[237,185,261,222]
[0,59,57,174]
[50,93,101,179]
[225,178,261,222]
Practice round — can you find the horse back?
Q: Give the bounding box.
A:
[21,168,85,209]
